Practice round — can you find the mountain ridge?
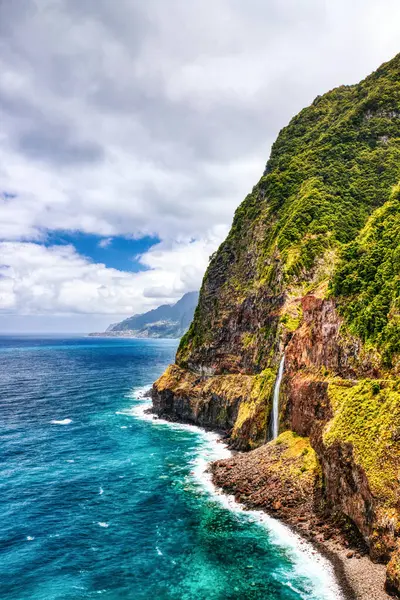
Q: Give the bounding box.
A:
[89,291,199,338]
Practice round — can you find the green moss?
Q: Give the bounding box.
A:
[232,368,275,446]
[324,379,400,504]
[155,364,276,448]
[176,53,400,371]
[280,306,303,332]
[331,183,400,365]
[241,332,256,348]
[271,430,320,479]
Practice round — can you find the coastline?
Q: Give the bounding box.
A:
[130,389,351,600]
[210,449,391,600]
[87,332,179,339]
[143,387,390,600]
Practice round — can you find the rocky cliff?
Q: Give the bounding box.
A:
[152,54,400,595]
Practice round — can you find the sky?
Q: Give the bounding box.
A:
[0,0,399,333]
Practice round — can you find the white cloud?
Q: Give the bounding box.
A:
[98,237,112,248]
[1,1,400,244]
[0,0,399,324]
[0,227,226,317]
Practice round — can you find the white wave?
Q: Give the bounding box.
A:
[119,397,229,461]
[124,386,344,600]
[99,487,104,495]
[189,442,343,599]
[219,494,341,599]
[26,535,34,541]
[50,418,72,425]
[125,385,151,400]
[97,522,109,528]
[156,545,163,556]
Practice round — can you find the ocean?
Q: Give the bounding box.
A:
[0,336,342,600]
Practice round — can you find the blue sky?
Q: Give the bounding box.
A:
[0,0,399,332]
[45,232,160,273]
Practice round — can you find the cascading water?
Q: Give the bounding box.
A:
[271,354,285,440]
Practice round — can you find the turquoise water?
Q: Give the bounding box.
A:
[0,336,342,600]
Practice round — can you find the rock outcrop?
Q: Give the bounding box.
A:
[152,54,400,596]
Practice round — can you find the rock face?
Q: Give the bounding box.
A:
[152,54,400,595]
[153,363,276,449]
[211,431,321,516]
[387,551,400,596]
[211,431,366,554]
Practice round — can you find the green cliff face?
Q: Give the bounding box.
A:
[178,53,400,373]
[332,183,400,368]
[152,54,400,593]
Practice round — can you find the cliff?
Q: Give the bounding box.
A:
[152,54,400,595]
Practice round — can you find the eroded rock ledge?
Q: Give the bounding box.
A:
[152,296,400,596]
[211,431,365,551]
[152,363,276,449]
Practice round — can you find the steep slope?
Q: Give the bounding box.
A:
[152,54,400,595]
[177,53,400,376]
[332,183,400,368]
[94,292,198,338]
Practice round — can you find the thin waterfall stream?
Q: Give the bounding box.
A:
[271,354,285,439]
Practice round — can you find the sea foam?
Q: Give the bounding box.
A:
[124,385,344,600]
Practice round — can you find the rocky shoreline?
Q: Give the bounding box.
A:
[150,53,400,600]
[210,438,390,600]
[150,390,390,599]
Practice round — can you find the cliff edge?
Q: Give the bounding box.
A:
[152,54,400,596]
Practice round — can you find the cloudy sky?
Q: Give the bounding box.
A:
[0,0,399,332]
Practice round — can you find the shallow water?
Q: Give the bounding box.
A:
[0,336,342,599]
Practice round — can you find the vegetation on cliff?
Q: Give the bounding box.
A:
[332,184,400,366]
[153,364,276,449]
[324,379,400,504]
[178,53,400,370]
[153,54,400,595]
[212,431,319,512]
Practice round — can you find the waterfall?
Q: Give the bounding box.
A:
[271,355,285,440]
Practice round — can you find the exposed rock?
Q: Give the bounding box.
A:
[152,363,276,449]
[386,549,400,597]
[212,432,318,511]
[151,53,400,597]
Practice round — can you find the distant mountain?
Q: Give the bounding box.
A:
[90,292,199,339]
